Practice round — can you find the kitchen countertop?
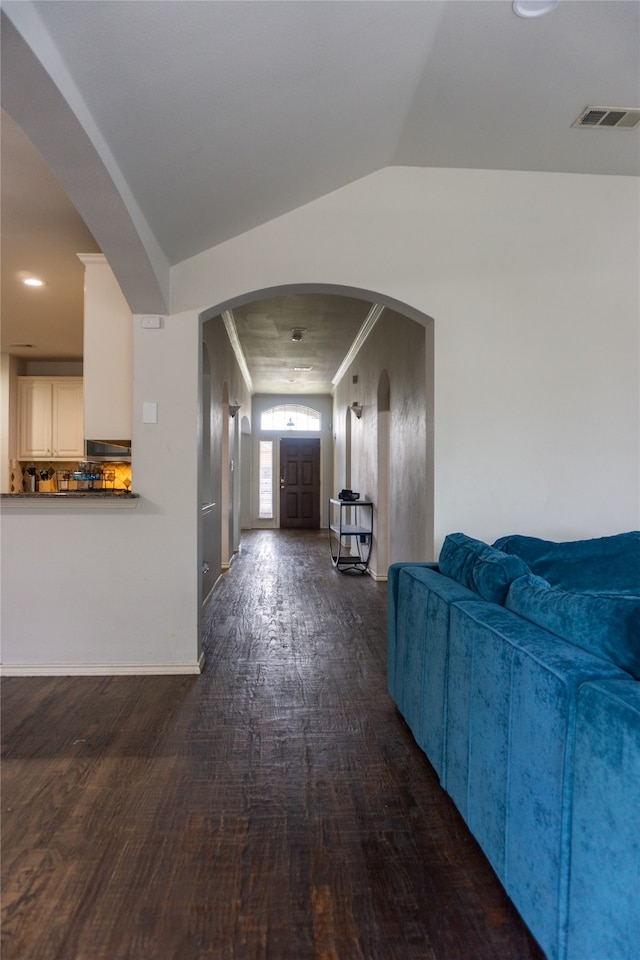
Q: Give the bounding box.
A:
[1,491,140,508]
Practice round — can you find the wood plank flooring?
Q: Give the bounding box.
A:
[1,529,544,960]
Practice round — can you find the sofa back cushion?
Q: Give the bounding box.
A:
[506,574,640,679]
[439,533,529,605]
[493,531,640,595]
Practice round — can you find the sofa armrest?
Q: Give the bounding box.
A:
[387,563,438,698]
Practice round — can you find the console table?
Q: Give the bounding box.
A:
[328,498,373,573]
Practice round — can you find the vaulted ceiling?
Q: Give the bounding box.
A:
[2,1,638,387]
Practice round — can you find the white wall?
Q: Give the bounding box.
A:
[1,304,252,673]
[1,310,202,673]
[172,167,640,551]
[3,164,638,672]
[80,253,133,440]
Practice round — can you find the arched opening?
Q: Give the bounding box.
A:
[199,283,434,585]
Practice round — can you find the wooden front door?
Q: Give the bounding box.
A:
[279,438,321,529]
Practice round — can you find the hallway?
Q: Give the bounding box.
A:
[1,530,543,960]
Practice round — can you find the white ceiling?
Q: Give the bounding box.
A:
[230,294,376,395]
[1,0,638,385]
[1,110,100,358]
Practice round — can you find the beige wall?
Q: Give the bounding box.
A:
[334,309,431,573]
[80,253,133,440]
[0,354,21,493]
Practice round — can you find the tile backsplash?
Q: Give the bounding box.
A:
[100,462,132,489]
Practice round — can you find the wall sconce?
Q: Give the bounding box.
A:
[229,402,241,418]
[350,402,363,419]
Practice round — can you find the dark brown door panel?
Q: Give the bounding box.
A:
[280,438,320,528]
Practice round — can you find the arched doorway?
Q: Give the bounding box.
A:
[199,284,435,584]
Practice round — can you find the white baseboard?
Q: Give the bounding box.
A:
[220,551,238,572]
[368,567,388,582]
[202,574,223,607]
[1,656,205,677]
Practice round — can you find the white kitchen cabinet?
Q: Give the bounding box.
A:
[18,377,84,460]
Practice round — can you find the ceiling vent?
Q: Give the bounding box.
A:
[572,106,640,129]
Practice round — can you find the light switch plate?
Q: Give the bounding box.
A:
[141,315,162,329]
[143,401,158,423]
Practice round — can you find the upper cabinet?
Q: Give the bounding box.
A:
[18,378,84,460]
[78,254,132,440]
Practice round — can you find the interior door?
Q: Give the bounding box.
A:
[279,438,321,529]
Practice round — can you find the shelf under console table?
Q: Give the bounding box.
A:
[328,498,373,574]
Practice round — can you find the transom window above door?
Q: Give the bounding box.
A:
[260,404,321,431]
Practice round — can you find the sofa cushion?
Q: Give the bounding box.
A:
[493,531,640,595]
[439,532,529,605]
[506,574,640,679]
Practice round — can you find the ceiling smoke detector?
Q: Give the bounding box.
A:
[572,106,640,130]
[291,327,306,342]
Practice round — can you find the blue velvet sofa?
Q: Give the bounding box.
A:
[387,531,640,960]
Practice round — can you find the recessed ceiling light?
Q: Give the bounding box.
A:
[294,366,313,372]
[291,327,306,342]
[22,277,45,287]
[513,0,559,18]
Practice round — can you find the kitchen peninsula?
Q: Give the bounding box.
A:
[1,491,139,508]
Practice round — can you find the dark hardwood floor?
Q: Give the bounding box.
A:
[1,529,544,960]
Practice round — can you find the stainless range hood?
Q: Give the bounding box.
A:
[85,440,131,462]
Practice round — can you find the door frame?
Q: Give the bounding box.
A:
[250,394,336,531]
